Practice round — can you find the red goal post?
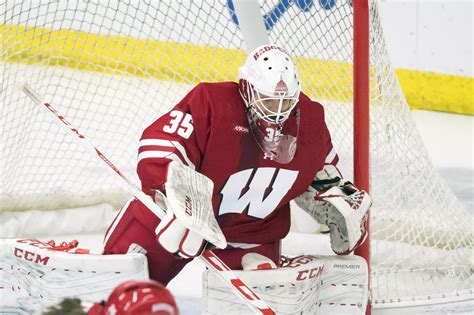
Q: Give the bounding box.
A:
[353,0,370,312]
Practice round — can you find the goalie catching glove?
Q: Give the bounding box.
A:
[155,161,227,259]
[294,165,371,255]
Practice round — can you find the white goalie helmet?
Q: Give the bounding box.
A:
[238,44,301,123]
[238,44,301,164]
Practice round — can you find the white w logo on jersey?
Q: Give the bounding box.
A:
[219,168,298,219]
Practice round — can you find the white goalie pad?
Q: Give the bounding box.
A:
[0,239,149,315]
[203,255,368,315]
[156,160,226,249]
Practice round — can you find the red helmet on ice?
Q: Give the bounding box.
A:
[89,280,179,315]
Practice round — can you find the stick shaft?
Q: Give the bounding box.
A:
[21,83,274,315]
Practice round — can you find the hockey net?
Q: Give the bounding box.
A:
[1,0,472,309]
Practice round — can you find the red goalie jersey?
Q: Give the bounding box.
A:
[133,82,338,245]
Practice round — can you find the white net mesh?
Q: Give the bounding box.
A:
[1,0,472,307]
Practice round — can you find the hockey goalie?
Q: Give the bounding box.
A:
[1,44,371,314]
[101,43,371,313]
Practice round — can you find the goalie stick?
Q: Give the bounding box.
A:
[19,82,275,315]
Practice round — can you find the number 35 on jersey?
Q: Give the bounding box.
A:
[163,110,194,139]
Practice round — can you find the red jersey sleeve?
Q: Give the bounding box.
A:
[319,107,343,178]
[137,83,211,197]
[323,127,340,168]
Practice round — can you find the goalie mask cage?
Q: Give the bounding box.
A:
[1,0,472,311]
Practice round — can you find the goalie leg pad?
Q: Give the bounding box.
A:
[202,254,368,315]
[0,239,149,315]
[241,252,277,270]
